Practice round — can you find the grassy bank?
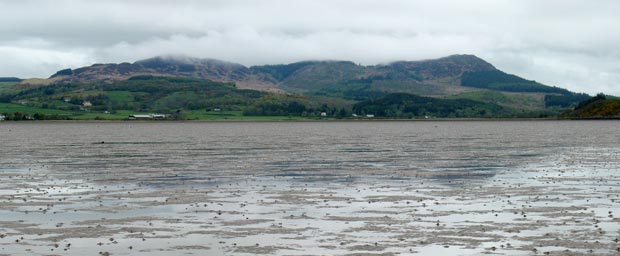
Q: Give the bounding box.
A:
[0,103,332,121]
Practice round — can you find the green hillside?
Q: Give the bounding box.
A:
[0,76,351,120]
[351,93,547,118]
[461,70,571,94]
[276,61,366,92]
[0,55,596,120]
[0,77,23,95]
[563,94,620,118]
[249,61,318,81]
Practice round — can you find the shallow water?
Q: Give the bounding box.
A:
[1,121,620,255]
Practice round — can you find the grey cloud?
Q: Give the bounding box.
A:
[0,0,618,94]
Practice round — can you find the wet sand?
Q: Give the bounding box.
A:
[1,121,619,255]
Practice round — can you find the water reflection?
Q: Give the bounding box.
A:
[2,121,597,185]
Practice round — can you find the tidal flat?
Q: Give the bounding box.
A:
[1,121,619,255]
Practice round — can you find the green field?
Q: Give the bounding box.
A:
[0,103,331,121]
[0,103,147,120]
[0,103,72,115]
[69,110,149,120]
[183,110,324,121]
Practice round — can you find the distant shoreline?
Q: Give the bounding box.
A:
[2,117,619,123]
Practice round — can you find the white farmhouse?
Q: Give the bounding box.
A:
[129,114,153,119]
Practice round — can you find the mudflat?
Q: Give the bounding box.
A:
[1,121,619,255]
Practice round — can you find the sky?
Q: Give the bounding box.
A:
[0,0,618,95]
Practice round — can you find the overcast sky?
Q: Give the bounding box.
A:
[0,0,618,95]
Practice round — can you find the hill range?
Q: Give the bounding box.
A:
[0,54,598,120]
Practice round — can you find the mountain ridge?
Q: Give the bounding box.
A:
[9,54,591,118]
[41,54,500,93]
